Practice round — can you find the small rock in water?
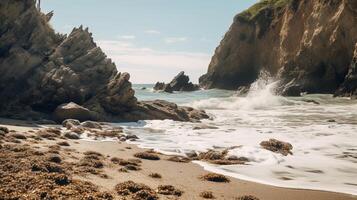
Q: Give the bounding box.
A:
[327,119,336,122]
[260,139,293,156]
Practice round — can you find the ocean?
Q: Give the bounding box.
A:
[111,77,357,195]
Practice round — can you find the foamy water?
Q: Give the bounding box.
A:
[112,78,357,195]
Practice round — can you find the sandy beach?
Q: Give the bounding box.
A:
[0,118,356,200]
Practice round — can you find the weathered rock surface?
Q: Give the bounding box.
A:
[122,100,209,122]
[53,102,95,122]
[154,71,199,93]
[200,0,357,97]
[260,139,293,156]
[335,43,357,97]
[0,0,207,123]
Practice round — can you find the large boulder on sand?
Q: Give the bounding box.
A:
[53,102,95,122]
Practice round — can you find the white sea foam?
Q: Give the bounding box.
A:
[110,78,357,195]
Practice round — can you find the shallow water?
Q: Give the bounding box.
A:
[115,81,357,195]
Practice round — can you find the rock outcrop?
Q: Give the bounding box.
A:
[199,0,357,97]
[0,0,208,122]
[335,43,357,97]
[154,71,199,93]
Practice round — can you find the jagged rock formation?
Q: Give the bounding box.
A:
[335,43,357,97]
[0,0,208,122]
[154,71,199,93]
[200,0,357,97]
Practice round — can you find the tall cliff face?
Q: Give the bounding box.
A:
[200,0,357,96]
[0,0,208,122]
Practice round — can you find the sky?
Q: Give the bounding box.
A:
[42,0,258,83]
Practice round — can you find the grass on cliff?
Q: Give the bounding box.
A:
[238,0,291,21]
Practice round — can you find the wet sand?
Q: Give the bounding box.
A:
[0,119,356,200]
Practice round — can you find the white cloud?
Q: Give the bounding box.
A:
[119,35,136,40]
[97,40,211,83]
[164,37,188,44]
[144,30,161,34]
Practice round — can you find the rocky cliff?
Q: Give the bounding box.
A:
[0,0,208,122]
[200,0,357,97]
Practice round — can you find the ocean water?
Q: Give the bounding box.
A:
[114,78,357,195]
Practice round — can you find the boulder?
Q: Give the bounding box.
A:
[53,102,94,122]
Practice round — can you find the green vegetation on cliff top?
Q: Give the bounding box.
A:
[238,0,291,21]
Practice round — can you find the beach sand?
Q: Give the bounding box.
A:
[0,118,356,200]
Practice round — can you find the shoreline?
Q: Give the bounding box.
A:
[0,118,356,200]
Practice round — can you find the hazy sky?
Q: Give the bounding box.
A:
[42,0,258,83]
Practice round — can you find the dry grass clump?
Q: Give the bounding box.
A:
[115,181,158,200]
[200,191,215,199]
[94,129,123,138]
[167,155,191,163]
[57,141,70,146]
[110,157,121,163]
[199,150,227,160]
[149,173,162,179]
[9,133,27,140]
[78,155,104,169]
[134,152,160,160]
[47,154,62,163]
[111,157,142,171]
[198,149,247,165]
[36,129,60,140]
[124,164,141,171]
[118,158,141,166]
[201,173,230,183]
[84,151,103,157]
[235,195,260,200]
[76,151,105,175]
[118,168,129,173]
[157,185,183,196]
[0,144,113,199]
[260,139,293,156]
